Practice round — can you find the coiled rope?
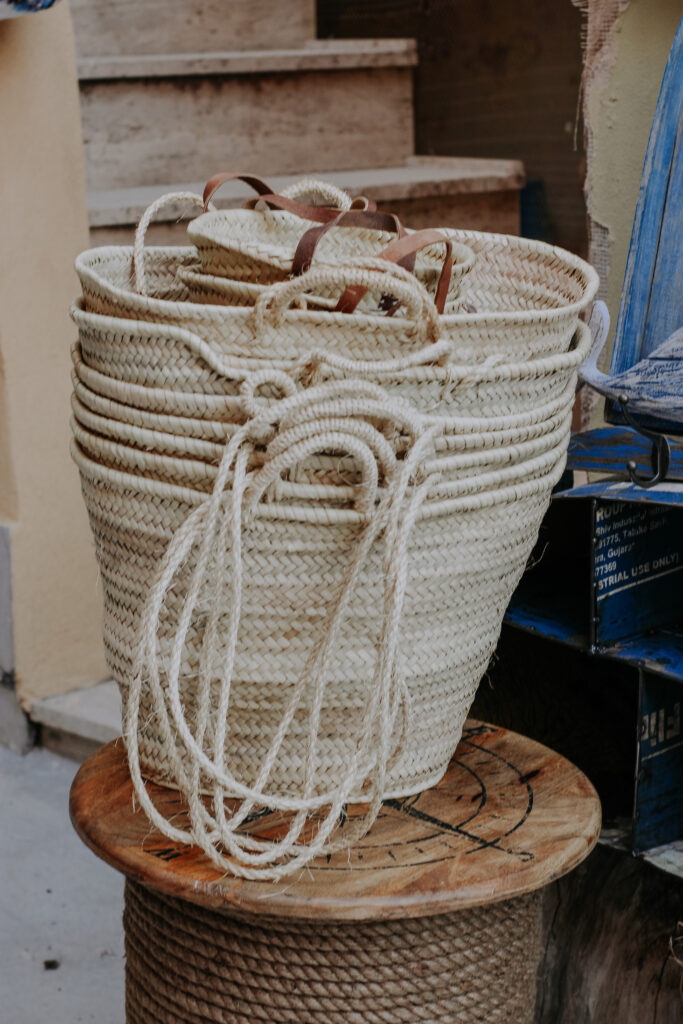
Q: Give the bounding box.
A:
[124,880,542,1024]
[124,372,442,880]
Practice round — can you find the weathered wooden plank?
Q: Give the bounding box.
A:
[71,0,317,57]
[590,499,683,646]
[69,722,601,921]
[80,67,414,190]
[612,18,683,375]
[536,844,683,1024]
[608,630,683,683]
[637,670,683,849]
[567,427,683,478]
[563,478,683,506]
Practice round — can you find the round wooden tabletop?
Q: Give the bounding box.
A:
[70,719,601,922]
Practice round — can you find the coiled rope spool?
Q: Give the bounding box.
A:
[69,722,602,1024]
[124,880,542,1024]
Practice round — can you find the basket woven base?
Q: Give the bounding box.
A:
[124,879,542,1023]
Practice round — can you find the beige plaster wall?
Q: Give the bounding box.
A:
[0,2,107,704]
[586,0,681,359]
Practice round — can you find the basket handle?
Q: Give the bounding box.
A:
[336,229,454,316]
[203,171,362,222]
[281,177,369,210]
[253,258,441,342]
[133,191,206,294]
[202,171,281,211]
[291,208,407,276]
[133,174,366,293]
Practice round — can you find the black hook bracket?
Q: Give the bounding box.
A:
[619,394,671,488]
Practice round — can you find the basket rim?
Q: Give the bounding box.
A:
[74,242,599,328]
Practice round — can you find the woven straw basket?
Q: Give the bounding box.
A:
[176,263,469,316]
[76,231,596,364]
[72,434,566,801]
[71,186,597,879]
[133,180,475,314]
[185,209,474,312]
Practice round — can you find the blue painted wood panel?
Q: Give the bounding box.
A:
[592,501,683,645]
[612,18,683,375]
[567,428,683,480]
[504,597,588,649]
[608,630,683,683]
[504,489,683,679]
[635,671,683,850]
[562,477,683,507]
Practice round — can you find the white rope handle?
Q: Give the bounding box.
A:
[124,373,441,879]
[133,191,208,295]
[281,178,352,211]
[253,258,441,343]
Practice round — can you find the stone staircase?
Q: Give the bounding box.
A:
[31,0,524,758]
[70,0,524,246]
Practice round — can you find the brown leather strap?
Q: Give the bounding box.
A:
[203,172,377,224]
[291,208,406,276]
[203,172,277,211]
[335,229,454,317]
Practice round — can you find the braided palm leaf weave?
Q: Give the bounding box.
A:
[71,199,597,878]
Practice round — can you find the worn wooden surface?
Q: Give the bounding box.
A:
[71,0,316,56]
[536,844,683,1024]
[473,634,683,1021]
[568,427,683,479]
[80,67,414,191]
[611,18,683,376]
[69,720,600,922]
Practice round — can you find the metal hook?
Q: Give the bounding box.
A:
[618,394,671,488]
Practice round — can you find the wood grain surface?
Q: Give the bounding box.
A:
[70,720,601,921]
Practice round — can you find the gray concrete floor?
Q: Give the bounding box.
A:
[1,744,124,1023]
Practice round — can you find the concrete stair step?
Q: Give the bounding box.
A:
[71,0,316,57]
[79,42,417,191]
[77,40,418,79]
[31,680,121,762]
[88,157,525,246]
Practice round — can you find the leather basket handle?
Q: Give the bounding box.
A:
[291,208,407,276]
[203,171,369,224]
[335,229,454,317]
[202,172,277,211]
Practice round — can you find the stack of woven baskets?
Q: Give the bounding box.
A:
[71,173,598,879]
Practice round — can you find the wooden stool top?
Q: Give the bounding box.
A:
[69,720,600,922]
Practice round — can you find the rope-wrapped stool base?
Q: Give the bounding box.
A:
[124,879,542,1023]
